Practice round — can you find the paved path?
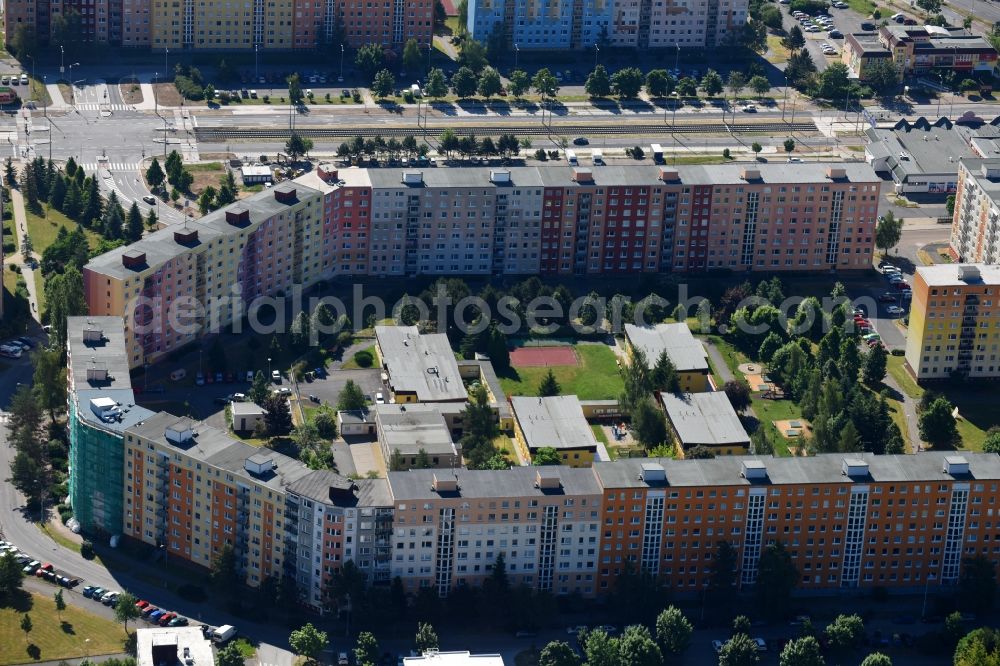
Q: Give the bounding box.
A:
[702,337,735,384]
[9,184,42,321]
[883,372,924,454]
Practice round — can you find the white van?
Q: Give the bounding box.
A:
[566,150,578,165]
[592,149,604,165]
[169,368,187,381]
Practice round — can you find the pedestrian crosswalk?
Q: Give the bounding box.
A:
[81,162,141,172]
[73,103,133,112]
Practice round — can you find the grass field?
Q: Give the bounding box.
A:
[24,205,102,311]
[341,344,381,370]
[499,344,624,400]
[0,592,125,665]
[36,523,103,567]
[766,35,791,64]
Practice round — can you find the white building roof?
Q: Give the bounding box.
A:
[404,652,505,666]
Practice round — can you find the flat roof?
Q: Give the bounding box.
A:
[230,401,264,416]
[137,627,213,666]
[239,165,272,176]
[660,392,750,447]
[916,263,1000,286]
[511,395,598,451]
[375,403,457,456]
[403,652,505,666]
[624,323,709,373]
[593,451,1000,488]
[375,326,466,402]
[866,120,992,180]
[387,465,602,501]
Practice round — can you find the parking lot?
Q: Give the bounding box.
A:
[777,0,876,74]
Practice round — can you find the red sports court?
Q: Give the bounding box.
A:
[509,346,579,368]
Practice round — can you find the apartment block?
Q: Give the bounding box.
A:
[466,0,745,50]
[84,163,880,370]
[904,264,1000,381]
[950,159,1000,264]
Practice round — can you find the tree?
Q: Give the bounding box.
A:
[785,49,817,89]
[114,591,140,635]
[758,331,784,362]
[727,70,747,98]
[749,75,771,97]
[824,614,863,651]
[611,67,644,99]
[538,641,581,666]
[425,68,449,99]
[532,447,562,466]
[862,345,888,385]
[959,555,997,614]
[701,69,724,96]
[355,631,379,666]
[287,73,304,105]
[784,24,806,50]
[875,212,903,256]
[919,397,959,448]
[216,643,246,666]
[262,393,293,436]
[954,628,1000,666]
[751,142,763,159]
[54,589,66,620]
[779,636,825,666]
[20,614,32,643]
[146,158,165,190]
[402,38,423,74]
[816,62,851,100]
[759,3,784,29]
[532,68,560,98]
[984,429,1000,454]
[0,552,24,601]
[457,38,489,72]
[585,65,612,97]
[338,380,368,412]
[538,369,561,396]
[248,371,270,406]
[783,138,796,156]
[125,201,144,241]
[865,59,900,96]
[719,633,760,666]
[618,625,662,666]
[459,385,501,470]
[477,67,502,99]
[356,44,384,78]
[32,348,66,421]
[415,622,439,653]
[44,266,88,349]
[655,605,693,655]
[645,69,673,98]
[740,18,768,52]
[371,69,395,99]
[584,629,619,666]
[10,24,38,58]
[451,66,478,98]
[289,623,328,664]
[676,76,698,97]
[917,0,942,12]
[860,654,892,666]
[723,380,752,412]
[651,350,680,393]
[756,542,797,619]
[502,69,527,98]
[632,398,668,449]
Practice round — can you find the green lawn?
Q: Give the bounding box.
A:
[24,205,102,311]
[750,397,796,457]
[36,523,103,566]
[846,0,877,15]
[341,344,380,370]
[0,592,126,665]
[498,344,624,400]
[591,424,610,446]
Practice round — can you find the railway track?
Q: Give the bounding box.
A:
[194,120,819,141]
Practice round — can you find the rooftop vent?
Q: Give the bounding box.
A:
[826,167,847,179]
[658,168,680,182]
[225,205,250,226]
[245,453,276,476]
[490,169,511,184]
[164,420,194,445]
[121,249,146,269]
[640,462,666,482]
[980,163,1000,179]
[82,323,104,343]
[316,164,339,182]
[571,168,594,183]
[402,171,424,185]
[86,359,108,383]
[740,169,761,181]
[273,183,297,203]
[741,460,768,480]
[89,397,119,422]
[842,458,869,478]
[174,227,199,246]
[432,474,458,492]
[958,265,981,282]
[943,456,970,475]
[535,469,562,489]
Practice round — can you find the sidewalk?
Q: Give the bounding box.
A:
[9,184,42,321]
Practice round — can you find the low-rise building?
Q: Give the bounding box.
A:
[844,25,997,79]
[659,391,750,455]
[338,409,376,437]
[239,165,272,185]
[624,323,711,392]
[949,158,1000,264]
[904,263,1000,380]
[843,32,896,81]
[511,395,599,467]
[375,326,467,404]
[137,627,213,666]
[404,652,505,666]
[376,403,460,469]
[231,401,265,433]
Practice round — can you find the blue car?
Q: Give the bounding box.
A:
[149,610,166,622]
[314,367,325,378]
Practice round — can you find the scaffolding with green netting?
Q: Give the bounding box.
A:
[68,400,126,536]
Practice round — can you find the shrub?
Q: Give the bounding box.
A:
[80,540,95,560]
[354,350,374,367]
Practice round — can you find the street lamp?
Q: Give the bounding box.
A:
[670,92,679,165]
[164,47,169,80]
[154,71,158,114]
[594,44,600,69]
[339,44,345,82]
[514,43,519,71]
[60,46,65,75]
[782,75,789,122]
[25,54,35,103]
[159,543,168,586]
[255,44,259,82]
[268,356,272,378]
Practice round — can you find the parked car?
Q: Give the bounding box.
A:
[83,585,98,598]
[275,387,292,396]
[170,616,189,627]
[271,370,281,383]
[143,195,157,205]
[136,600,150,609]
[886,305,905,315]
[338,653,350,666]
[22,561,39,574]
[878,293,898,303]
[753,638,768,651]
[572,137,589,146]
[375,391,386,404]
[195,372,205,386]
[141,605,159,616]
[90,587,106,600]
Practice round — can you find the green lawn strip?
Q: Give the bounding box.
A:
[0,592,126,665]
[748,396,795,457]
[341,344,380,370]
[35,523,103,567]
[498,344,624,400]
[886,356,921,399]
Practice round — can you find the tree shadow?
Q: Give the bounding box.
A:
[874,382,904,402]
[376,101,403,114]
[455,99,488,115]
[7,590,33,612]
[26,644,41,660]
[60,620,76,634]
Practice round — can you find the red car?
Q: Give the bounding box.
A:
[136,600,149,609]
[40,563,53,571]
[878,293,897,303]
[158,613,176,626]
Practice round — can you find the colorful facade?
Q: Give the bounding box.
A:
[950,159,1000,265]
[904,263,1000,381]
